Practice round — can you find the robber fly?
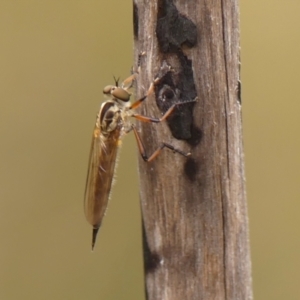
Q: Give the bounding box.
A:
[84,57,193,250]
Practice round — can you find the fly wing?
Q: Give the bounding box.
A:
[84,124,121,233]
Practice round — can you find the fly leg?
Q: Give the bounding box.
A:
[129,60,197,110]
[131,99,196,123]
[128,60,196,160]
[121,51,146,89]
[129,89,195,160]
[130,124,190,162]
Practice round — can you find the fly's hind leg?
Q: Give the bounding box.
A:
[130,102,194,160]
[130,124,190,162]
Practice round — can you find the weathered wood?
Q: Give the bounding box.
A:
[133,0,252,299]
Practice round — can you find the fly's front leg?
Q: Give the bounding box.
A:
[129,60,172,110]
[122,51,146,89]
[131,125,190,162]
[129,78,159,110]
[129,60,194,111]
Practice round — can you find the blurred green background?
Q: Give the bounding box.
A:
[0,1,299,299]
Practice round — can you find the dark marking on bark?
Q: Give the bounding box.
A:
[154,0,199,142]
[154,53,200,142]
[184,157,199,182]
[186,124,202,146]
[237,80,241,104]
[133,2,139,39]
[237,59,242,104]
[156,0,197,53]
[142,221,161,274]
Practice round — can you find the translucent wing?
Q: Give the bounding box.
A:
[84,121,121,249]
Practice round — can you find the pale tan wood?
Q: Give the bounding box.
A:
[133,0,252,299]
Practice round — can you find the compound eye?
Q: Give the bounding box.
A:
[111,87,131,102]
[103,85,114,95]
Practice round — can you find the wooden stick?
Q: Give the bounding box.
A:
[133,0,252,299]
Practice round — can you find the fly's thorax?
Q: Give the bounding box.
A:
[99,101,122,135]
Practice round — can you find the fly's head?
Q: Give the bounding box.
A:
[103,84,132,106]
